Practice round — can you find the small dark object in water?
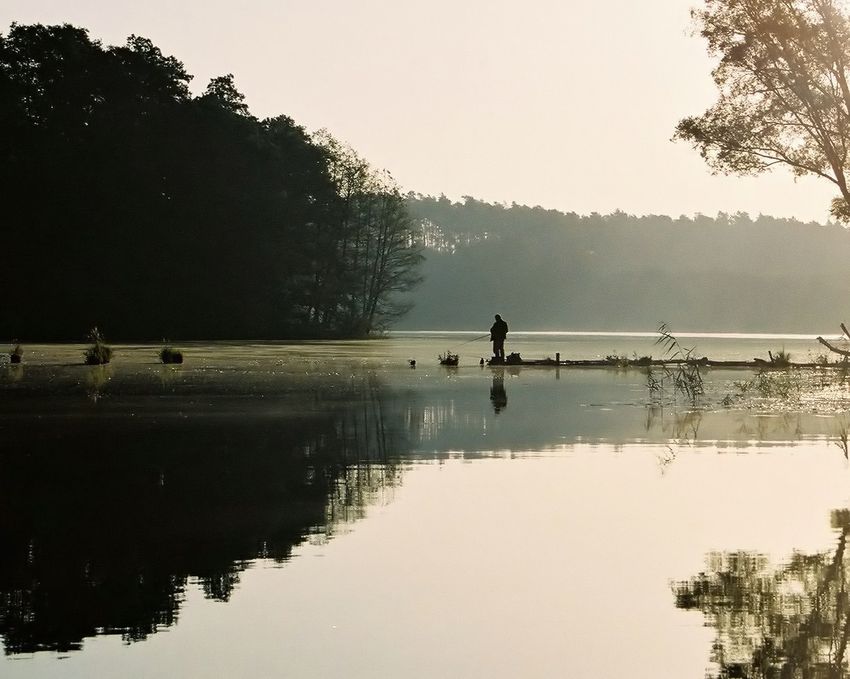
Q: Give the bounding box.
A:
[160,346,184,364]
[479,357,485,366]
[505,352,522,365]
[10,343,23,364]
[10,353,22,364]
[409,359,416,368]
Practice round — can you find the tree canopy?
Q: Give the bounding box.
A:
[675,0,850,220]
[0,23,421,340]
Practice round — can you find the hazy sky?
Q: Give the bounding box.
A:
[1,0,838,222]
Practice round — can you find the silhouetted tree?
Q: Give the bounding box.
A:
[309,132,423,335]
[675,0,850,221]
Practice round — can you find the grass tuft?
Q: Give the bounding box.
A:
[438,351,459,366]
[769,348,791,367]
[84,327,113,365]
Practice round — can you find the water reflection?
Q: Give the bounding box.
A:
[8,360,850,659]
[675,509,850,678]
[489,370,507,414]
[85,364,112,402]
[0,379,410,654]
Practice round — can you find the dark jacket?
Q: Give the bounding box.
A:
[490,319,508,341]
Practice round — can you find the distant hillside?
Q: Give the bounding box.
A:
[402,195,850,333]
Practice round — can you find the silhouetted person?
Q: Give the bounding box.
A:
[490,372,507,414]
[490,314,508,361]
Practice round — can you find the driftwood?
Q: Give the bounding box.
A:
[817,323,850,357]
[484,357,830,369]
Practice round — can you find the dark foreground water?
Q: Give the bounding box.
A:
[3,333,850,677]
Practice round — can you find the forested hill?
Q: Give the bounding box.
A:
[401,195,850,333]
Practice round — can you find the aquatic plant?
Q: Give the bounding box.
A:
[812,352,830,366]
[438,351,459,366]
[84,327,113,365]
[646,366,663,401]
[750,370,805,400]
[768,348,791,367]
[655,323,705,406]
[160,345,184,364]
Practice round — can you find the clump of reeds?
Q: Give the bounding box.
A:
[10,343,23,364]
[438,351,459,366]
[768,348,791,367]
[655,323,704,405]
[84,327,113,365]
[159,345,184,364]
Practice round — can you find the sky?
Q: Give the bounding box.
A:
[0,0,839,223]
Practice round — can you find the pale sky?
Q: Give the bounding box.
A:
[1,0,839,222]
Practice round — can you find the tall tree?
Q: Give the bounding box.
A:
[309,132,423,335]
[675,0,850,220]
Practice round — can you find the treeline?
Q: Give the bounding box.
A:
[404,195,850,332]
[0,24,421,341]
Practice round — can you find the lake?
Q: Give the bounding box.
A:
[3,331,850,678]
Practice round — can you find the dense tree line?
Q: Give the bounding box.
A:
[404,195,850,332]
[0,23,421,340]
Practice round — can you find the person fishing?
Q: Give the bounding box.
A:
[490,314,508,361]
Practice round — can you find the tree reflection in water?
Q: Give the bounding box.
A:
[674,509,850,678]
[0,377,410,654]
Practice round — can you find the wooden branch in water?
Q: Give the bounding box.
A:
[842,322,850,341]
[817,335,850,356]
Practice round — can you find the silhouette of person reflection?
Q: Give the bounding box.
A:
[490,371,507,414]
[490,314,508,362]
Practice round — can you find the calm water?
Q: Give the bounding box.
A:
[3,332,850,677]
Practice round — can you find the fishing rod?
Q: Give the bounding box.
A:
[449,333,490,351]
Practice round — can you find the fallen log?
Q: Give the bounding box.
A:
[816,322,850,357]
[484,357,829,369]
